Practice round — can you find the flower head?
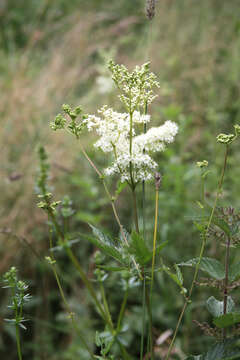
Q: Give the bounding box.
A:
[85,105,178,183]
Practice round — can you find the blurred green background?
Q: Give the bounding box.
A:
[1,0,240,359]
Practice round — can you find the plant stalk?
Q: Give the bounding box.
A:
[223,235,231,339]
[15,324,22,360]
[99,282,114,330]
[132,188,140,233]
[117,287,129,332]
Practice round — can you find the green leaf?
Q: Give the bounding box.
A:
[206,296,235,317]
[88,225,129,265]
[50,238,80,252]
[229,262,240,282]
[155,241,168,254]
[128,231,152,266]
[163,265,183,288]
[178,257,225,280]
[213,313,240,328]
[114,181,127,199]
[185,339,240,359]
[128,231,167,266]
[174,264,183,285]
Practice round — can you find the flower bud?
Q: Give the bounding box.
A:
[196,160,208,168]
[216,133,234,144]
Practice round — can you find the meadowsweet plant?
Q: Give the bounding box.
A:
[2,267,31,360]
[43,60,178,359]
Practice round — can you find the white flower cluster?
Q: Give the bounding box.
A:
[84,106,178,183]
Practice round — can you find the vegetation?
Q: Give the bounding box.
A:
[1,1,240,359]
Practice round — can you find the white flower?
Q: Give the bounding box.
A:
[84,106,178,183]
[132,111,151,124]
[134,120,178,152]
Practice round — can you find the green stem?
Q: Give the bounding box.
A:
[99,281,114,330]
[146,289,154,360]
[146,186,159,360]
[150,188,159,298]
[166,145,229,360]
[140,276,146,360]
[140,101,148,360]
[16,324,22,360]
[132,188,140,233]
[117,341,131,360]
[117,287,129,332]
[223,235,231,339]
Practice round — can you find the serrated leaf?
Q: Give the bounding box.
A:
[178,257,225,280]
[213,313,240,328]
[88,224,128,265]
[128,232,167,266]
[128,231,152,266]
[206,296,235,317]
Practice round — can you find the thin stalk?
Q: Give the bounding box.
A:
[132,188,140,233]
[223,235,231,339]
[117,341,131,360]
[16,324,22,360]
[117,287,129,332]
[146,289,154,360]
[140,102,148,360]
[128,109,136,192]
[150,188,159,297]
[201,171,205,206]
[99,282,114,330]
[140,277,146,360]
[148,177,160,360]
[166,145,229,360]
